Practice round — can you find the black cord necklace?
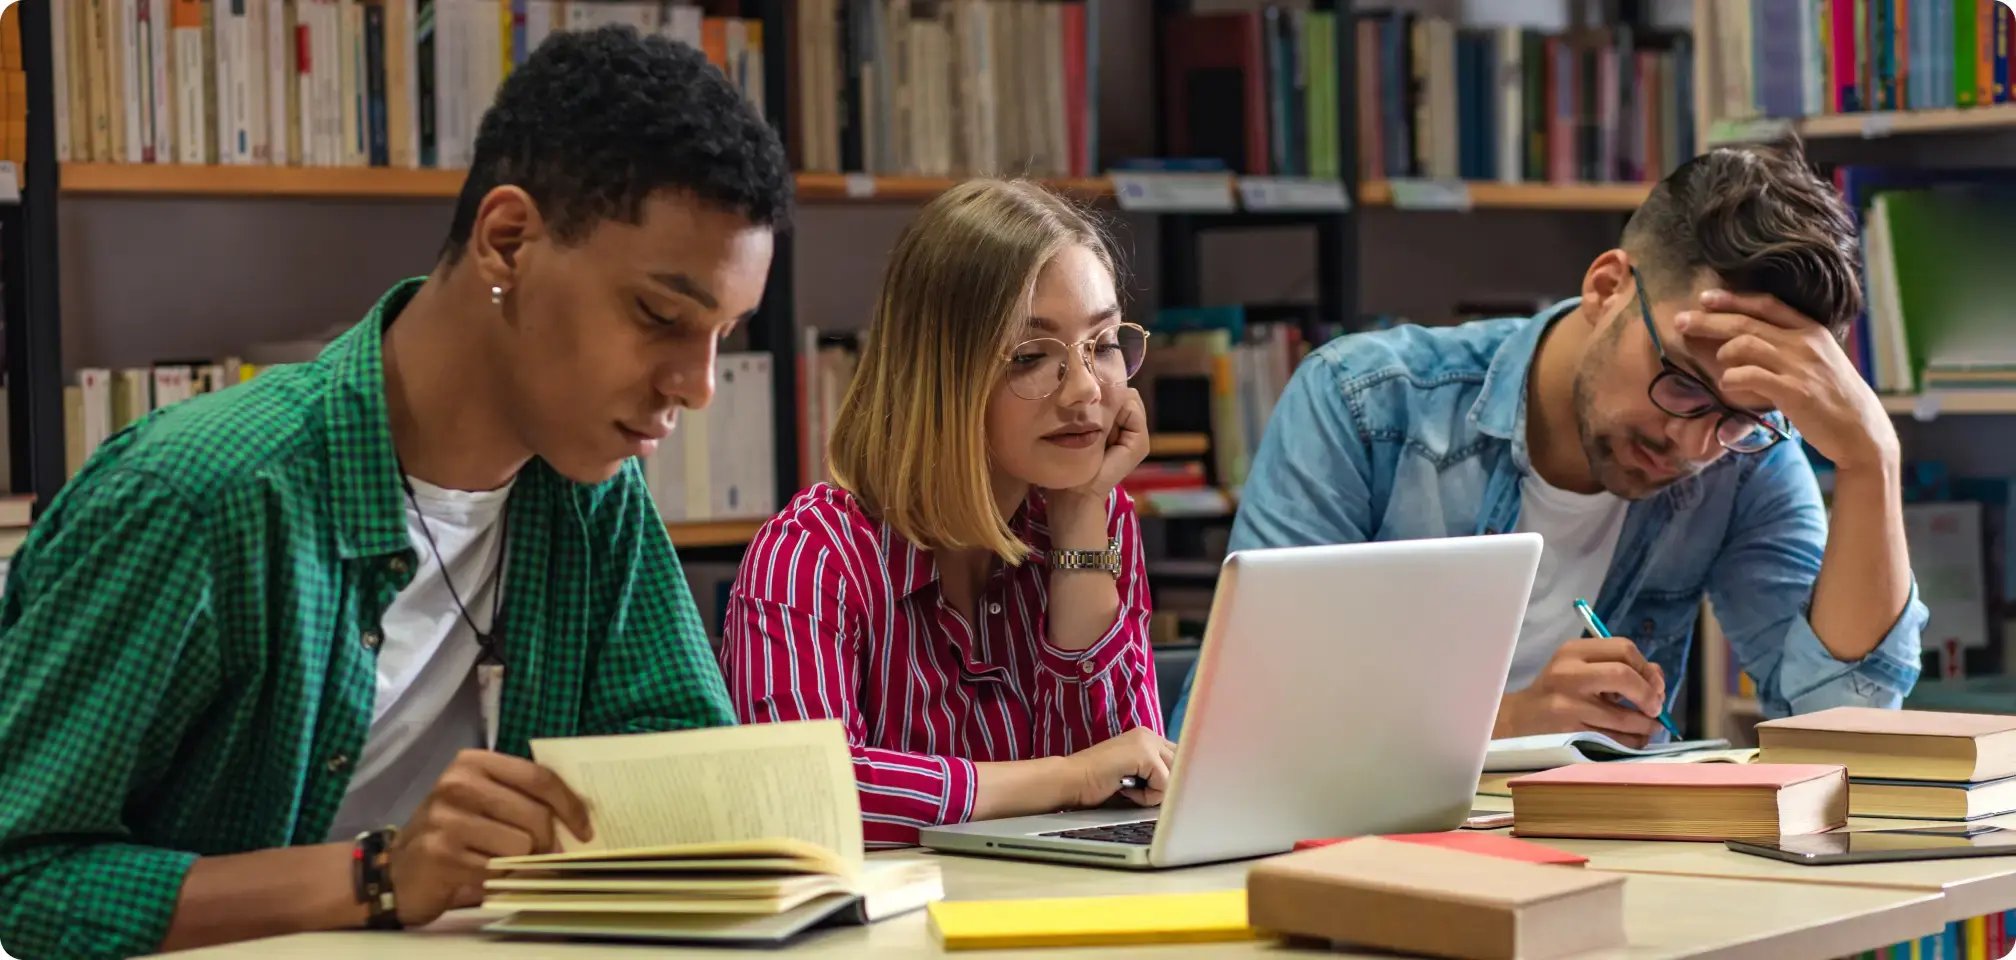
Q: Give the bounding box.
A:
[400,475,511,667]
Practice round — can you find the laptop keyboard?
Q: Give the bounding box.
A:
[1038,819,1158,845]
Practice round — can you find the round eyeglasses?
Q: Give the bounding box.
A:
[1630,266,1791,455]
[1001,323,1151,401]
[1647,372,1788,454]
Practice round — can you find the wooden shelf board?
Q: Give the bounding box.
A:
[59,164,1119,204]
[1148,432,1211,457]
[1798,104,2016,139]
[62,162,469,198]
[63,165,1653,212]
[792,172,1114,202]
[1880,392,2016,416]
[1359,180,1651,211]
[665,518,765,549]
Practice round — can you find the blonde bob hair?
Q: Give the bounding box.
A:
[828,178,1120,565]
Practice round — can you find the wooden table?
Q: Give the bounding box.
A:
[1471,795,2016,923]
[152,849,1945,960]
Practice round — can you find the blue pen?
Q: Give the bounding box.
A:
[1573,598,1684,741]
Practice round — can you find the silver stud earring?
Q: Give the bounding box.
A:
[490,285,505,306]
[671,372,687,387]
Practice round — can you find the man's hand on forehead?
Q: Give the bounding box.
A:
[1675,287,1895,472]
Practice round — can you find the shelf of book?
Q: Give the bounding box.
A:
[1880,392,2016,417]
[1358,180,1652,212]
[665,518,766,549]
[1709,105,2016,147]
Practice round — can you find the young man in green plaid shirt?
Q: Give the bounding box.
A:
[0,26,789,960]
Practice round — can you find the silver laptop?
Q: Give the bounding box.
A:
[918,533,1543,870]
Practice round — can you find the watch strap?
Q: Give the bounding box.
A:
[353,826,402,930]
[1051,537,1122,575]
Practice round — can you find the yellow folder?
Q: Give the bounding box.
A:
[926,889,1262,951]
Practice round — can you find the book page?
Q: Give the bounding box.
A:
[530,719,864,871]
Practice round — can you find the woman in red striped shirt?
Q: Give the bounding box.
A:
[719,179,1171,847]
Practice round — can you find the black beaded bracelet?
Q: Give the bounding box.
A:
[352,826,402,930]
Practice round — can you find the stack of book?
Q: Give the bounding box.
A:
[1757,706,2016,821]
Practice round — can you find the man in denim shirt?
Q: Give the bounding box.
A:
[1169,142,1924,743]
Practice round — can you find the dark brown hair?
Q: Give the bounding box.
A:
[1621,139,1861,340]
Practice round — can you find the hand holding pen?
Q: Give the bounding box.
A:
[1573,598,1684,741]
[1494,603,1676,747]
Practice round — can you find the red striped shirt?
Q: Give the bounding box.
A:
[719,482,1161,847]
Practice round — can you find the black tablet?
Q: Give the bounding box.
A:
[1726,824,2016,865]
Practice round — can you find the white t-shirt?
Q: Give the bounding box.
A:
[325,475,514,842]
[1504,469,1630,692]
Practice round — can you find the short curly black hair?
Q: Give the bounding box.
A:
[440,24,791,263]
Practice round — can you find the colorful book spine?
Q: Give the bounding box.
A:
[1978,0,1995,102]
[1957,0,1978,105]
[1995,0,2010,101]
[1834,0,1861,109]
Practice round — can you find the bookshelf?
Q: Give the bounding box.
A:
[60,164,1659,215]
[59,163,1118,205]
[1709,104,2016,147]
[1688,0,2016,756]
[1881,393,2016,417]
[59,162,470,199]
[1147,432,1211,457]
[664,518,767,549]
[1358,180,1651,212]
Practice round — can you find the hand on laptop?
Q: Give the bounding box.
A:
[1067,726,1174,809]
[387,749,595,927]
[1494,638,1667,748]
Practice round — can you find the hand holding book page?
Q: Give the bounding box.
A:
[529,719,864,869]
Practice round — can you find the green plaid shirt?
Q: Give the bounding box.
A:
[0,277,736,960]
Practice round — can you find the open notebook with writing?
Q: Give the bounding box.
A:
[482,719,942,945]
[1484,731,1741,772]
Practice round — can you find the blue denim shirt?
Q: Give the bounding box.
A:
[1165,299,1926,740]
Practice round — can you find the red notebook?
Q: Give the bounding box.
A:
[1293,832,1588,866]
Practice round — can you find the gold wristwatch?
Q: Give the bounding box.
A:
[1051,537,1122,576]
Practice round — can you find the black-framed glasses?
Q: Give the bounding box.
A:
[1002,322,1151,401]
[1632,267,1791,455]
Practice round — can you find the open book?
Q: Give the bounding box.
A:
[482,719,942,945]
[1483,732,1739,772]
